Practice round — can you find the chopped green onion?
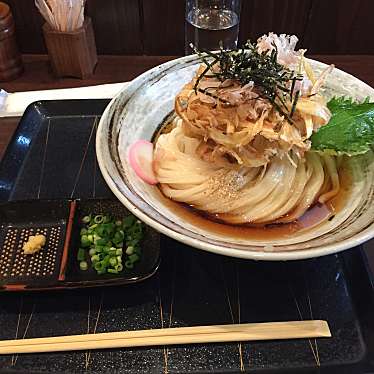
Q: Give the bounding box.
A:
[82,215,91,224]
[97,226,106,237]
[94,215,104,224]
[129,253,140,263]
[96,238,107,246]
[126,246,134,255]
[78,211,144,275]
[101,256,110,267]
[123,216,135,228]
[114,231,124,242]
[89,248,96,256]
[81,235,90,247]
[80,261,88,271]
[116,248,123,256]
[77,248,86,262]
[115,264,124,272]
[94,262,105,272]
[109,257,117,267]
[124,260,134,269]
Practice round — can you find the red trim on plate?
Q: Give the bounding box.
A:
[5,284,26,291]
[58,200,77,281]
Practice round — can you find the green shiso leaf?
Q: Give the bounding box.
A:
[311,96,374,156]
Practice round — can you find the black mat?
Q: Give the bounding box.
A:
[0,100,373,373]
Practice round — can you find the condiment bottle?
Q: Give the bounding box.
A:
[0,2,23,81]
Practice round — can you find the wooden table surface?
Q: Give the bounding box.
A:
[1,54,374,265]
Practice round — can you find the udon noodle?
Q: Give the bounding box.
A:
[153,33,340,225]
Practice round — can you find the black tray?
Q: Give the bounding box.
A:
[0,100,373,373]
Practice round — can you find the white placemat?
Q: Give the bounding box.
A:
[0,82,128,118]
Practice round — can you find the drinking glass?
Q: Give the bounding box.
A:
[185,0,241,55]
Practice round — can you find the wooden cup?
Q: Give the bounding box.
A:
[43,17,98,79]
[0,2,23,81]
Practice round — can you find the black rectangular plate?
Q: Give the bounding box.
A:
[0,100,373,373]
[0,198,160,291]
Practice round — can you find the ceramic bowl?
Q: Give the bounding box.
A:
[96,54,374,260]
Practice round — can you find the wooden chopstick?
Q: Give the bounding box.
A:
[0,320,330,354]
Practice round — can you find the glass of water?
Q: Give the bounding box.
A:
[185,0,242,55]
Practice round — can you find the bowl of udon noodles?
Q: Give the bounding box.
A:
[96,33,374,260]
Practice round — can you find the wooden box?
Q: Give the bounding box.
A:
[43,17,98,79]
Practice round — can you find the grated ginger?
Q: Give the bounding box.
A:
[22,235,46,255]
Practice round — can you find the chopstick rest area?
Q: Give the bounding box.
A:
[0,320,331,355]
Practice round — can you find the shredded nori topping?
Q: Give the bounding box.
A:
[192,41,303,122]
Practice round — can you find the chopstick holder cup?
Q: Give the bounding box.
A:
[42,17,98,79]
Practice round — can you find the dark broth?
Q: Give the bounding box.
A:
[154,163,352,241]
